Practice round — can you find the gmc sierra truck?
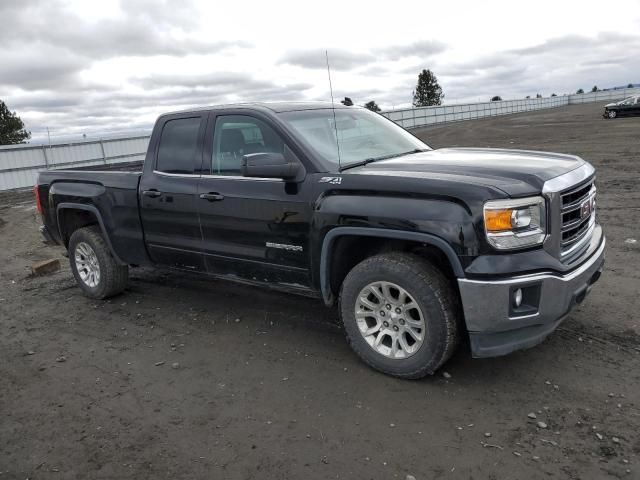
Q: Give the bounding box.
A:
[35,102,605,378]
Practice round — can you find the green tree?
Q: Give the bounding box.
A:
[591,85,598,92]
[628,83,634,88]
[0,100,31,145]
[364,100,381,112]
[490,96,502,101]
[340,97,353,106]
[576,88,584,94]
[412,69,443,107]
[536,93,542,98]
[551,93,557,97]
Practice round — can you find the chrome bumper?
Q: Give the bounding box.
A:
[458,237,606,358]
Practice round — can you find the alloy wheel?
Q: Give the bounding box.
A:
[75,242,101,288]
[354,281,426,359]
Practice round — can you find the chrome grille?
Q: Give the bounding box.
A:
[560,179,596,260]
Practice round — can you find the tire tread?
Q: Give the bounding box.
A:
[339,252,461,379]
[69,225,128,299]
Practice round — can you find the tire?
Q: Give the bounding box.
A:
[68,225,128,299]
[339,252,460,379]
[607,110,617,119]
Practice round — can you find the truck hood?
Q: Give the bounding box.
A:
[348,147,585,197]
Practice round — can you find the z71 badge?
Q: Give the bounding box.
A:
[319,176,342,185]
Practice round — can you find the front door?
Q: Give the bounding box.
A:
[618,97,637,116]
[631,97,640,116]
[196,113,312,288]
[139,114,207,271]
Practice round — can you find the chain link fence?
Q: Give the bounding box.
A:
[2,88,639,191]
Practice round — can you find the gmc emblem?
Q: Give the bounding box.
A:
[580,198,592,219]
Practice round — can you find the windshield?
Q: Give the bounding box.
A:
[278,108,430,169]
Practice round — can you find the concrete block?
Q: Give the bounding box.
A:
[31,258,60,276]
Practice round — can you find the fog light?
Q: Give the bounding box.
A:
[513,288,523,308]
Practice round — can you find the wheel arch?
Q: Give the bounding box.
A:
[56,203,126,265]
[320,227,465,306]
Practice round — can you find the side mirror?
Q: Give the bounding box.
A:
[241,152,300,180]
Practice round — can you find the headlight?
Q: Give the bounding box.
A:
[483,196,546,250]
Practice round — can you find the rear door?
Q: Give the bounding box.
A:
[619,97,635,116]
[196,111,313,288]
[139,113,207,271]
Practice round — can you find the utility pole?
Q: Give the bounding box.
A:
[46,127,51,147]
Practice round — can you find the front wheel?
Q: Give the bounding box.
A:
[339,253,461,379]
[69,226,128,299]
[607,110,617,119]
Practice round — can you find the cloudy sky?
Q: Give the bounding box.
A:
[2,0,640,141]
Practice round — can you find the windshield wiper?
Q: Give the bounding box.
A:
[339,149,426,172]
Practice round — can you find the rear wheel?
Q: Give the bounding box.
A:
[69,226,128,299]
[339,252,461,379]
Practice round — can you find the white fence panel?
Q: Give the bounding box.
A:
[47,142,103,167]
[0,136,150,191]
[102,136,149,165]
[378,89,630,129]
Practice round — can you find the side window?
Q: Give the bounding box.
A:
[211,115,284,176]
[156,117,201,174]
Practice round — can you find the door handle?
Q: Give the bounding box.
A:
[199,192,225,201]
[142,189,163,198]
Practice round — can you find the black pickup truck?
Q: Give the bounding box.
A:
[35,102,605,378]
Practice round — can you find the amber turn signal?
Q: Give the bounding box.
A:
[484,209,513,232]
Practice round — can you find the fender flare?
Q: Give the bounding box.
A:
[56,203,126,265]
[319,227,465,305]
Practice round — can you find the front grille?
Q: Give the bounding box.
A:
[560,179,596,260]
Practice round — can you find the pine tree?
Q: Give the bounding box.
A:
[412,69,443,107]
[576,88,584,94]
[591,86,598,92]
[0,100,31,145]
[491,96,502,102]
[364,101,381,112]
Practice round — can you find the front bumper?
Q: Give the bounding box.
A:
[458,237,606,358]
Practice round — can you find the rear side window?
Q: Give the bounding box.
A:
[156,117,201,174]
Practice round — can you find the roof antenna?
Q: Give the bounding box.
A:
[325,50,342,167]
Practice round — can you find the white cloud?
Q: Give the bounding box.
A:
[1,0,639,140]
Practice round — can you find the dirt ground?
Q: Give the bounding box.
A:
[1,102,639,479]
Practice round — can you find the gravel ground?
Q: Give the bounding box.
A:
[1,102,639,479]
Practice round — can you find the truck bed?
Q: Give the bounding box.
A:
[37,161,146,266]
[54,160,144,173]
[39,161,142,191]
